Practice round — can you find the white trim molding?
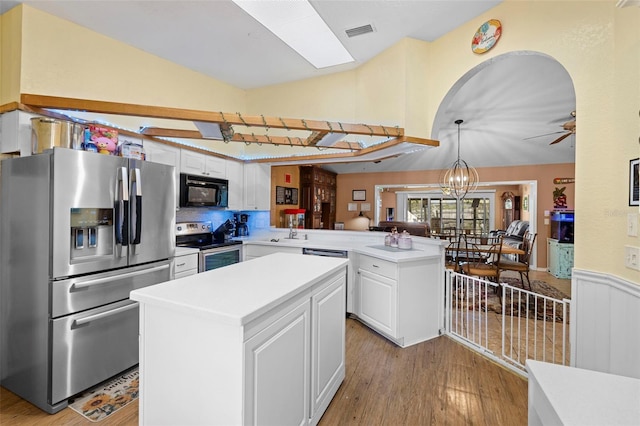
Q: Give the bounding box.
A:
[571,269,640,379]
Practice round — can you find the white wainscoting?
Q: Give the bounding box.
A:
[571,269,640,379]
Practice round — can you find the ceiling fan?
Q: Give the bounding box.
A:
[524,111,576,145]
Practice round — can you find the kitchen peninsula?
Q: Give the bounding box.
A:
[131,253,348,426]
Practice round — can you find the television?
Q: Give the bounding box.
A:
[550,210,574,243]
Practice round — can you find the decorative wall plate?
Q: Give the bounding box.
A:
[471,19,502,54]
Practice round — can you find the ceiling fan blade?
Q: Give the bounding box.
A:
[523,130,565,141]
[549,132,572,145]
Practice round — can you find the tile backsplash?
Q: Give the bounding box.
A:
[176,208,271,234]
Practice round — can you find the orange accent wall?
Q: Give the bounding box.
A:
[270,166,302,228]
[335,163,575,269]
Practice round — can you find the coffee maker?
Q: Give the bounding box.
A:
[213,219,234,242]
[235,213,249,237]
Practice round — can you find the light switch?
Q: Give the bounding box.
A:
[625,245,640,271]
[628,213,638,237]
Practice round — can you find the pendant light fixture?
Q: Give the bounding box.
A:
[439,119,479,200]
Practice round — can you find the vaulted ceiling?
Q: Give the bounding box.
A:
[3,1,576,172]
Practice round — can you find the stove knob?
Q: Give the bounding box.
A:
[177,225,182,231]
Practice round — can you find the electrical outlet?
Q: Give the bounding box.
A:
[625,245,640,270]
[629,213,638,237]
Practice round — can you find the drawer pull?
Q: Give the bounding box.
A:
[176,262,186,267]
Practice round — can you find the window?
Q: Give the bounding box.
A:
[404,192,494,235]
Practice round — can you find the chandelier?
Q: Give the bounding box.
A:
[439,119,479,199]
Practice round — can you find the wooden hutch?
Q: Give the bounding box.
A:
[299,166,337,230]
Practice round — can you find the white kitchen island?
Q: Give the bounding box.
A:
[130,253,349,426]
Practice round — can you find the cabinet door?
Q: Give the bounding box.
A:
[204,155,226,178]
[226,160,244,210]
[244,163,271,210]
[310,275,346,423]
[547,239,559,276]
[145,141,181,208]
[244,299,310,426]
[358,269,397,338]
[180,150,206,175]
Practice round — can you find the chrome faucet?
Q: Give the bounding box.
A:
[288,223,298,239]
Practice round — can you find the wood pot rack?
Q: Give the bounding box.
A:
[9,94,439,162]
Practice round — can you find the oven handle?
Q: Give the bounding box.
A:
[73,301,138,326]
[71,264,170,289]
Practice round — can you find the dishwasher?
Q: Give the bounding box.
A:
[302,247,349,258]
[302,247,350,314]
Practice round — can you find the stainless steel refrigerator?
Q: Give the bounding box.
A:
[0,148,175,413]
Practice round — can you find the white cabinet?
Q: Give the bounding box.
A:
[225,159,244,210]
[359,268,398,338]
[173,252,198,279]
[243,163,271,210]
[355,253,442,347]
[142,140,181,209]
[244,298,311,426]
[180,149,226,178]
[132,254,347,426]
[0,110,37,155]
[243,271,345,426]
[310,275,346,424]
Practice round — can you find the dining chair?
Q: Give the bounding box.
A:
[444,234,464,272]
[499,231,537,290]
[459,234,504,284]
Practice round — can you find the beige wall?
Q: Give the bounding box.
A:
[251,1,638,283]
[3,2,638,283]
[0,6,22,104]
[13,5,246,112]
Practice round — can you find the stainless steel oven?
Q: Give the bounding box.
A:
[200,244,242,272]
[176,221,242,272]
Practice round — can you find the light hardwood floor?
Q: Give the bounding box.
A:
[1,318,529,426]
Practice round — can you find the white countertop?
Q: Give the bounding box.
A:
[527,360,640,425]
[131,253,348,326]
[239,229,444,263]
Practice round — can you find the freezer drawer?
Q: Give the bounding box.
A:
[51,299,139,405]
[51,260,171,318]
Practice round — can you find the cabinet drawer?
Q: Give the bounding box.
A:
[174,254,198,274]
[358,255,396,280]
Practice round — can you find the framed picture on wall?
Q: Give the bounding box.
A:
[352,190,366,201]
[630,158,639,206]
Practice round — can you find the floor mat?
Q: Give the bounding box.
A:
[69,367,139,422]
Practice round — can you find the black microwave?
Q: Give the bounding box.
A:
[179,174,229,208]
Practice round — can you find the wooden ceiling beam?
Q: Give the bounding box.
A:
[20,94,404,137]
[139,127,363,150]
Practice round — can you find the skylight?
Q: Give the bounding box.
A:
[232,0,354,69]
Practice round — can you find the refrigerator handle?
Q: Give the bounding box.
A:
[131,167,143,245]
[115,167,129,247]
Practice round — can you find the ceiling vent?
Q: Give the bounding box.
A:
[345,24,374,38]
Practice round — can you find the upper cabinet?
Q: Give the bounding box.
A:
[226,159,244,211]
[144,140,181,209]
[0,111,37,155]
[180,150,226,179]
[244,163,271,210]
